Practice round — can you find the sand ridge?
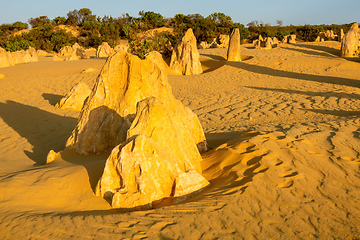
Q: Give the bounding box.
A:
[1,43,360,239]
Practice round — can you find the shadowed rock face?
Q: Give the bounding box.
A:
[340,23,360,57]
[170,28,203,75]
[227,28,241,61]
[66,51,208,155]
[96,97,209,209]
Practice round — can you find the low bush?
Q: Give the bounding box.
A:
[2,37,34,52]
[129,35,172,59]
[0,24,75,52]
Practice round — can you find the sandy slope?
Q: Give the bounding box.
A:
[1,43,360,239]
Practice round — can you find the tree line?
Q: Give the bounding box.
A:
[0,8,356,55]
[246,20,354,42]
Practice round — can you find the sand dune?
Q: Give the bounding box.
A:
[1,42,360,239]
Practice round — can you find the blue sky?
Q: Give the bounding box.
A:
[1,0,359,26]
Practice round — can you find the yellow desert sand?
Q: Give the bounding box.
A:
[1,42,360,239]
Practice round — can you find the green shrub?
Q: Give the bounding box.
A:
[128,35,171,59]
[169,12,238,44]
[296,25,325,41]
[50,30,76,52]
[139,11,166,30]
[0,23,75,52]
[28,16,50,28]
[66,8,96,26]
[3,38,34,52]
[84,35,102,48]
[10,21,28,31]
[233,23,250,41]
[276,30,291,39]
[0,24,11,34]
[53,16,66,26]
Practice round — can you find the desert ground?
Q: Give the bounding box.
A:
[1,41,360,239]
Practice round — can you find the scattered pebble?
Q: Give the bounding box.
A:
[81,68,95,74]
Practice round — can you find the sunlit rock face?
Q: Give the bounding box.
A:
[66,51,208,155]
[218,34,230,48]
[263,37,273,49]
[282,35,296,44]
[96,42,114,58]
[340,23,360,57]
[67,48,88,60]
[12,50,31,64]
[170,28,203,75]
[227,28,241,61]
[57,43,87,60]
[288,34,296,44]
[272,37,279,45]
[114,40,129,53]
[340,29,344,42]
[96,97,209,209]
[0,47,39,68]
[27,47,38,62]
[0,48,14,68]
[55,82,91,111]
[325,30,336,41]
[58,46,73,56]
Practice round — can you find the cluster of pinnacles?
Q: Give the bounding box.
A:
[169,28,241,76]
[63,50,210,209]
[53,27,242,209]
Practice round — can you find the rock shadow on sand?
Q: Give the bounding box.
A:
[294,43,340,56]
[245,86,360,118]
[42,93,64,106]
[282,45,339,58]
[200,54,253,73]
[245,86,360,100]
[200,54,227,73]
[0,100,76,165]
[0,101,114,196]
[227,61,360,89]
[290,43,359,63]
[301,108,360,117]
